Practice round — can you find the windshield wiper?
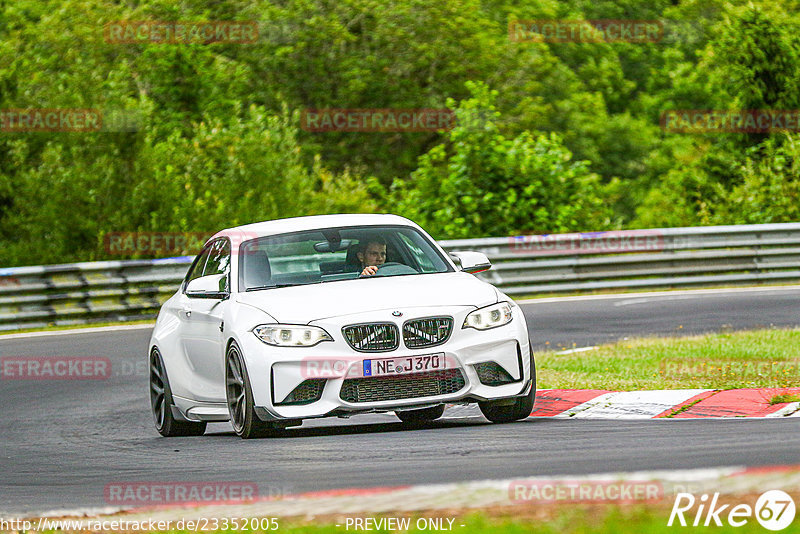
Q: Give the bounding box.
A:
[246,281,322,291]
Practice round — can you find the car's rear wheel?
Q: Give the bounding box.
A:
[478,345,536,424]
[396,404,445,423]
[150,348,207,437]
[226,341,276,439]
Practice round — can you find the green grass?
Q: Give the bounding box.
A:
[770,393,800,404]
[537,327,800,390]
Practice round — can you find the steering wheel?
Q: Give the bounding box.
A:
[359,262,418,277]
[373,262,418,276]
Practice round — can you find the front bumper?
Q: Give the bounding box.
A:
[237,304,531,420]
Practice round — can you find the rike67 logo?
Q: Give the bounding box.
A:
[669,491,796,530]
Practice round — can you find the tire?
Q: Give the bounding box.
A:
[478,345,536,424]
[149,348,207,437]
[396,404,445,423]
[226,341,276,439]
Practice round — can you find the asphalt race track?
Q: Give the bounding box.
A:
[1,287,799,515]
[527,286,800,350]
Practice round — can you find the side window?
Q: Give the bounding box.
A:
[186,246,212,284]
[203,239,231,277]
[398,233,436,272]
[202,239,231,292]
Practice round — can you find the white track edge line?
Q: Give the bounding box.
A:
[517,284,800,305]
[0,323,155,340]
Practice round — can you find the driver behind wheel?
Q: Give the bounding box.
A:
[357,236,387,276]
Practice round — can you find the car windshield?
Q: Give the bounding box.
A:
[239,225,453,291]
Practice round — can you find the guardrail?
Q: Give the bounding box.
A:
[1,223,799,331]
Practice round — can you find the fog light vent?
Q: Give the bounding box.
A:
[474,361,516,386]
[277,379,326,405]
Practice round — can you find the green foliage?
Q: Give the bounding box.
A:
[1,138,129,265]
[632,1,800,229]
[391,83,613,238]
[710,3,800,112]
[125,105,376,234]
[2,105,375,265]
[719,135,800,224]
[3,0,800,266]
[634,132,800,229]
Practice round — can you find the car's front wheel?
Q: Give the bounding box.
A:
[226,341,276,439]
[149,348,207,437]
[478,346,536,423]
[396,404,445,423]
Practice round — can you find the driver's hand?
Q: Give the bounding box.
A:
[361,265,378,276]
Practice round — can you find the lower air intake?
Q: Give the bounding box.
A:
[277,379,326,405]
[339,369,466,403]
[474,361,516,386]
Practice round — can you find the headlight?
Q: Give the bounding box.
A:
[462,302,513,330]
[253,325,333,347]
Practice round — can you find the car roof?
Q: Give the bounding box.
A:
[209,213,420,245]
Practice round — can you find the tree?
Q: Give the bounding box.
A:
[390,82,614,238]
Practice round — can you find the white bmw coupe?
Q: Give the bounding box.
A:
[149,214,535,438]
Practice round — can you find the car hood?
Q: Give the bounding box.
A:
[235,272,497,323]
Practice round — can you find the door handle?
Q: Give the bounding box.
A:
[182,308,192,318]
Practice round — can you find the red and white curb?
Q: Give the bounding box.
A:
[532,388,800,419]
[22,465,800,524]
[442,388,800,420]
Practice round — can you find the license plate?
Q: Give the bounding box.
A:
[363,352,446,377]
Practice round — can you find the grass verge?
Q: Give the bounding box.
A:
[770,393,800,404]
[537,327,800,390]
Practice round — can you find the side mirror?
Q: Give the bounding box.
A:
[186,273,229,299]
[449,251,491,274]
